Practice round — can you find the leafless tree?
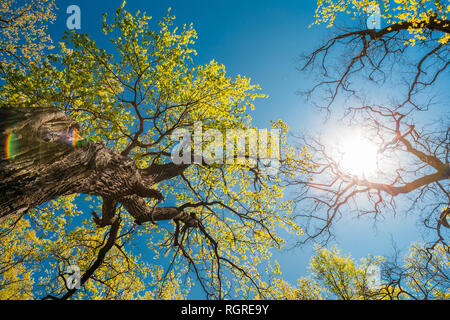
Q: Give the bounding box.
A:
[289,12,449,252]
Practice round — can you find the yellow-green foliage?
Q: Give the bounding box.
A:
[312,0,450,45]
[0,0,56,69]
[0,1,311,299]
[254,262,326,300]
[402,243,449,300]
[310,246,385,300]
[309,244,449,300]
[0,196,191,299]
[0,216,42,299]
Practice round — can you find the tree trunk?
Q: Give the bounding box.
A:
[0,106,196,227]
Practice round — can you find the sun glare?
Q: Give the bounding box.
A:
[338,134,378,177]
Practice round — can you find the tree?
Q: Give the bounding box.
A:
[242,242,448,300]
[307,244,449,300]
[0,215,42,300]
[309,246,385,300]
[0,0,55,71]
[289,0,449,254]
[0,2,309,299]
[381,242,449,300]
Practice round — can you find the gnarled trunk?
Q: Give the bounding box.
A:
[0,106,196,227]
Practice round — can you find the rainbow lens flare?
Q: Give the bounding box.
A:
[4,132,19,160]
[72,129,83,148]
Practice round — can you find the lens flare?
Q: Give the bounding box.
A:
[70,128,87,148]
[41,128,86,148]
[72,129,80,147]
[4,132,19,160]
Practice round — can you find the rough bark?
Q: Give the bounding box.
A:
[0,106,194,226]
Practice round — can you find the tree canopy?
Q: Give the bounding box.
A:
[0,1,309,299]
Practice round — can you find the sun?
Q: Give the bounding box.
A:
[338,134,378,177]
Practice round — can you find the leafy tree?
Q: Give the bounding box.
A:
[309,246,385,300]
[381,242,449,299]
[0,2,309,299]
[254,262,326,300]
[307,244,449,300]
[0,0,55,71]
[239,243,448,300]
[1,0,446,301]
[0,215,42,300]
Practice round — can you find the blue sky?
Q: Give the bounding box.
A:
[47,0,428,297]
